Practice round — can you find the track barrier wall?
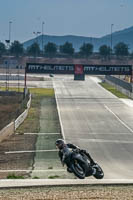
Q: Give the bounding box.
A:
[105,75,133,98]
[0,94,31,142]
[0,122,14,142]
[15,94,31,130]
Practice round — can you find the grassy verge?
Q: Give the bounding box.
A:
[16,88,55,134]
[39,98,61,133]
[0,87,54,96]
[100,82,129,98]
[0,87,24,92]
[28,89,66,178]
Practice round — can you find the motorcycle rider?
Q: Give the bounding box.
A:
[55,139,96,174]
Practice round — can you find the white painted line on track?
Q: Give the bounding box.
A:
[53,80,66,141]
[104,105,133,133]
[90,76,133,108]
[81,138,133,144]
[60,102,123,104]
[87,132,131,135]
[120,98,133,107]
[90,76,117,98]
[5,149,58,154]
[16,133,60,135]
[89,76,102,84]
[0,169,65,172]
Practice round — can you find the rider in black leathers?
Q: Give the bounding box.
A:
[55,139,96,173]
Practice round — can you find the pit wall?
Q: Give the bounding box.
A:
[0,94,31,142]
[105,75,133,99]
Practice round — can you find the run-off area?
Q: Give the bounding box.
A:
[0,89,74,179]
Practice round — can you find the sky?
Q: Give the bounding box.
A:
[0,0,133,43]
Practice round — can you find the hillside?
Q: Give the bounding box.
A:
[23,26,133,52]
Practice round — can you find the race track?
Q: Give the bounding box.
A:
[53,75,133,179]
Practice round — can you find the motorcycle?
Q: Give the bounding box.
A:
[61,149,104,179]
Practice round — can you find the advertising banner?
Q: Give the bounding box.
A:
[26,63,132,75]
[84,65,132,75]
[26,63,74,74]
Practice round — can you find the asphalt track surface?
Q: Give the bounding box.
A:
[53,75,133,179]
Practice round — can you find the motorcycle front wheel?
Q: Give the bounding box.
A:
[93,163,104,179]
[70,160,86,179]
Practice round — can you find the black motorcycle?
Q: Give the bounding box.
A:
[61,149,104,179]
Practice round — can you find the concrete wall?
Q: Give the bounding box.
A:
[15,94,31,130]
[0,122,14,142]
[105,75,133,99]
[105,75,132,92]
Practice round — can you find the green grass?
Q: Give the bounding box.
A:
[16,88,55,134]
[0,87,54,97]
[29,88,54,97]
[100,82,129,98]
[48,166,53,169]
[32,176,40,179]
[0,87,25,94]
[39,98,61,133]
[7,173,25,179]
[48,175,60,179]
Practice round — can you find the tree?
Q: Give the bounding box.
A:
[10,40,24,57]
[27,42,40,56]
[99,45,111,58]
[59,42,74,55]
[114,42,129,57]
[44,42,57,54]
[0,42,6,57]
[79,43,93,57]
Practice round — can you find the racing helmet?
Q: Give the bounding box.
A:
[55,139,65,149]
